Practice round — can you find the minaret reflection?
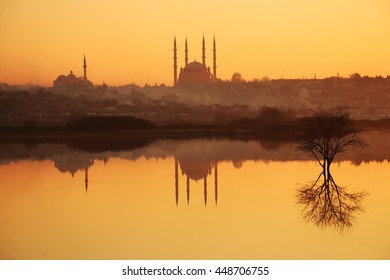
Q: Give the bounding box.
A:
[214,162,218,205]
[174,157,218,207]
[203,176,207,206]
[186,176,190,205]
[84,167,89,194]
[175,158,179,206]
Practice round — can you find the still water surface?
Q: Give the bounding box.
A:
[1,131,390,259]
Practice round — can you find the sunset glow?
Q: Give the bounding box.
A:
[1,0,389,86]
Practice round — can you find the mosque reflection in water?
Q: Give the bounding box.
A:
[52,151,95,194]
[175,158,218,206]
[60,152,366,227]
[49,139,223,206]
[2,131,390,229]
[54,151,221,206]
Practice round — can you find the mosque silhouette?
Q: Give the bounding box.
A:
[174,36,218,86]
[174,158,219,207]
[52,36,219,88]
[53,55,93,92]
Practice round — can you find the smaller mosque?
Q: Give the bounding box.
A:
[53,152,94,193]
[174,36,217,86]
[53,55,93,92]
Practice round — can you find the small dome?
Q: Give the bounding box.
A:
[67,70,77,79]
[56,75,66,81]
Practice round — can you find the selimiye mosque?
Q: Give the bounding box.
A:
[173,36,217,86]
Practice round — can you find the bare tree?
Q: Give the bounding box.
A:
[297,108,367,229]
[298,108,366,175]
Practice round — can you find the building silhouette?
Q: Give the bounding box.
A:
[174,158,218,206]
[173,36,217,86]
[53,55,93,93]
[53,153,94,193]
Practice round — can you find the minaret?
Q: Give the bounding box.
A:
[204,176,207,206]
[85,167,89,193]
[214,162,218,206]
[202,35,206,66]
[186,176,190,205]
[173,37,178,86]
[175,158,179,206]
[185,37,188,67]
[83,54,87,80]
[213,36,217,79]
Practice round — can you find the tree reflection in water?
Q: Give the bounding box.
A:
[296,108,368,230]
[297,170,367,230]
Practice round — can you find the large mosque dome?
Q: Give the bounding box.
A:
[185,61,207,71]
[179,159,214,181]
[177,61,212,86]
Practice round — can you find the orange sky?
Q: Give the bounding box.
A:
[0,0,389,86]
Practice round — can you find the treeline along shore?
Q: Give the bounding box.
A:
[1,108,390,144]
